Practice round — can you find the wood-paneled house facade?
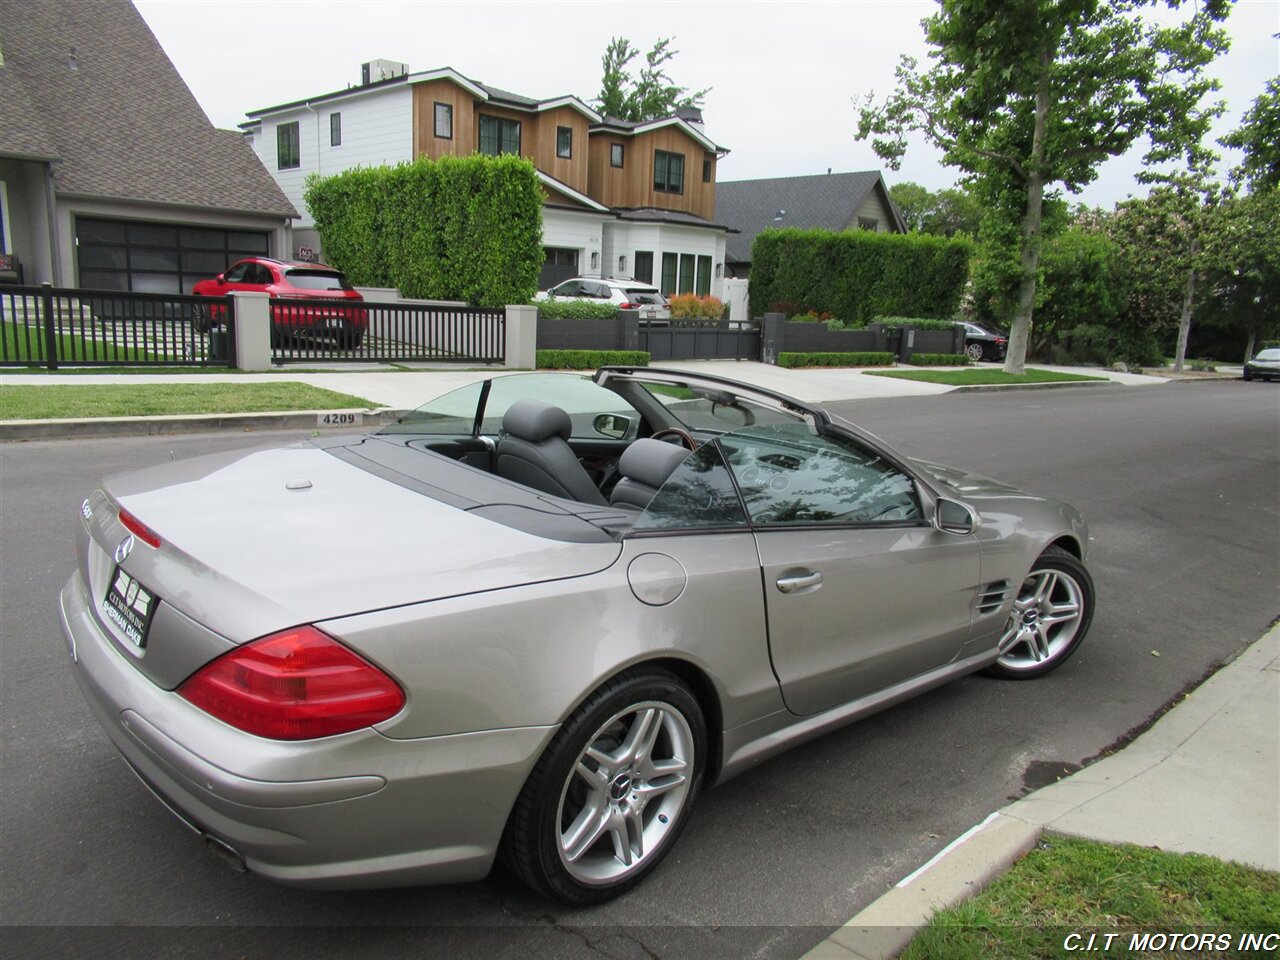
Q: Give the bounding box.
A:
[243,63,730,295]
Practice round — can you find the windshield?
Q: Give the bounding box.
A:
[285,269,354,291]
[1254,349,1280,361]
[634,380,800,433]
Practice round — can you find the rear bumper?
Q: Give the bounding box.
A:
[59,570,555,889]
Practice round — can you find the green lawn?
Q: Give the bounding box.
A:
[2,319,169,365]
[867,367,1106,385]
[0,383,376,420]
[901,835,1279,960]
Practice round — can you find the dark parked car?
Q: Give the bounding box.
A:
[961,323,1009,362]
[191,257,367,347]
[1243,348,1280,382]
[61,368,1094,904]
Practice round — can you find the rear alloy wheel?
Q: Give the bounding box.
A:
[988,546,1094,679]
[191,301,211,334]
[966,342,986,362]
[503,668,705,903]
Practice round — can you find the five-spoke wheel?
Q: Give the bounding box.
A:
[988,546,1094,678]
[503,668,705,903]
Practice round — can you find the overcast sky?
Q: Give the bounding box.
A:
[135,0,1278,209]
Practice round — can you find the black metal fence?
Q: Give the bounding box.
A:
[270,298,505,365]
[640,320,761,361]
[0,284,235,369]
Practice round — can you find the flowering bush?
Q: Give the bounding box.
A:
[668,294,725,320]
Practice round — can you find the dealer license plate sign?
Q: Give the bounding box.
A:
[103,567,157,648]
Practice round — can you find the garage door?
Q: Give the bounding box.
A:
[76,218,270,294]
[539,247,579,291]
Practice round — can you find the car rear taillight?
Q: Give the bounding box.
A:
[619,301,635,309]
[119,509,162,548]
[178,626,405,740]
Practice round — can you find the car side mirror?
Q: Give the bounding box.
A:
[934,498,977,535]
[216,273,225,283]
[593,413,633,440]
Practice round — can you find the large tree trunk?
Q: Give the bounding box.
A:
[1172,238,1198,372]
[1003,53,1051,376]
[1243,330,1256,364]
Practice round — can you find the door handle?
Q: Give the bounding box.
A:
[776,571,823,594]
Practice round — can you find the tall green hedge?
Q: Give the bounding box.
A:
[749,228,972,323]
[304,155,544,307]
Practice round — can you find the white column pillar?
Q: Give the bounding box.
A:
[504,304,537,369]
[230,291,272,371]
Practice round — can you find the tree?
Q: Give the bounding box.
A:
[889,181,982,236]
[856,0,1230,374]
[1199,187,1280,360]
[596,37,710,122]
[1222,76,1280,191]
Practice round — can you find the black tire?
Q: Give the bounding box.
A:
[343,328,364,350]
[502,667,706,904]
[985,546,1094,680]
[191,301,211,334]
[1242,370,1253,381]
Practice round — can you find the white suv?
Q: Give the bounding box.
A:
[535,277,671,320]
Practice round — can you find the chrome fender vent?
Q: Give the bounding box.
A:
[976,580,1011,615]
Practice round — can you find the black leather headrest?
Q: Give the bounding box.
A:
[502,399,573,443]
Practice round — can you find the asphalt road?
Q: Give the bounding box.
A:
[2,381,1277,960]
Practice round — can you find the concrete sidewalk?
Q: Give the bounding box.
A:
[805,625,1280,960]
[0,360,1180,440]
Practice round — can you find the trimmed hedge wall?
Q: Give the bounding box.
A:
[304,155,544,307]
[777,352,895,368]
[911,353,971,366]
[751,229,972,323]
[536,349,650,370]
[535,300,621,320]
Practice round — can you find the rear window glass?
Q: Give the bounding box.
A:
[285,270,353,291]
[624,290,666,305]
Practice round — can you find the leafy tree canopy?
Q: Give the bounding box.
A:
[857,0,1230,373]
[596,36,710,122]
[1221,76,1280,191]
[889,181,983,236]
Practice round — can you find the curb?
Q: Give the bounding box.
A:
[0,407,408,441]
[950,379,1115,393]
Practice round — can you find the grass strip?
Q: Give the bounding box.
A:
[901,835,1280,960]
[867,368,1105,385]
[0,383,376,420]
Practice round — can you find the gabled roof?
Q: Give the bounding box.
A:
[591,116,728,156]
[615,208,732,232]
[715,171,905,263]
[3,0,295,217]
[244,66,602,124]
[537,171,611,213]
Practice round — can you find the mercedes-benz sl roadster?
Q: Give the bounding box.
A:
[61,367,1094,903]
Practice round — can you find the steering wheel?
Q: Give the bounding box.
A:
[650,427,698,450]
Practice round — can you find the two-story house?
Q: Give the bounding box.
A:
[241,62,731,297]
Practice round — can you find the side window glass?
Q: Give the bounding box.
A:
[380,380,482,436]
[223,262,249,283]
[480,374,641,440]
[554,281,581,297]
[634,442,747,532]
[718,424,922,526]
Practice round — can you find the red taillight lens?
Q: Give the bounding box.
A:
[119,509,161,548]
[178,626,405,740]
[619,301,634,309]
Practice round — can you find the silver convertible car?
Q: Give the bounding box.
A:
[61,367,1094,903]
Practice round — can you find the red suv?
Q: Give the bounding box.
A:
[191,257,367,347]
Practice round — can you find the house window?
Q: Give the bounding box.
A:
[703,155,713,183]
[696,255,712,296]
[277,121,300,169]
[590,251,600,271]
[660,252,678,295]
[610,143,624,168]
[654,150,684,194]
[858,217,879,231]
[556,126,572,159]
[434,102,453,139]
[479,115,521,155]
[635,251,653,284]
[678,254,695,293]
[330,113,342,147]
[618,255,627,274]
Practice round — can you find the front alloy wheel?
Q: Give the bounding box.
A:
[503,668,705,903]
[966,342,986,362]
[988,546,1094,678]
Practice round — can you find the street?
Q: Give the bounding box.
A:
[2,380,1277,960]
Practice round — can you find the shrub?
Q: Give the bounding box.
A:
[669,294,725,320]
[873,316,958,331]
[535,300,620,320]
[790,309,836,323]
[536,349,649,370]
[305,155,543,307]
[911,353,971,366]
[750,228,972,323]
[776,352,895,368]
